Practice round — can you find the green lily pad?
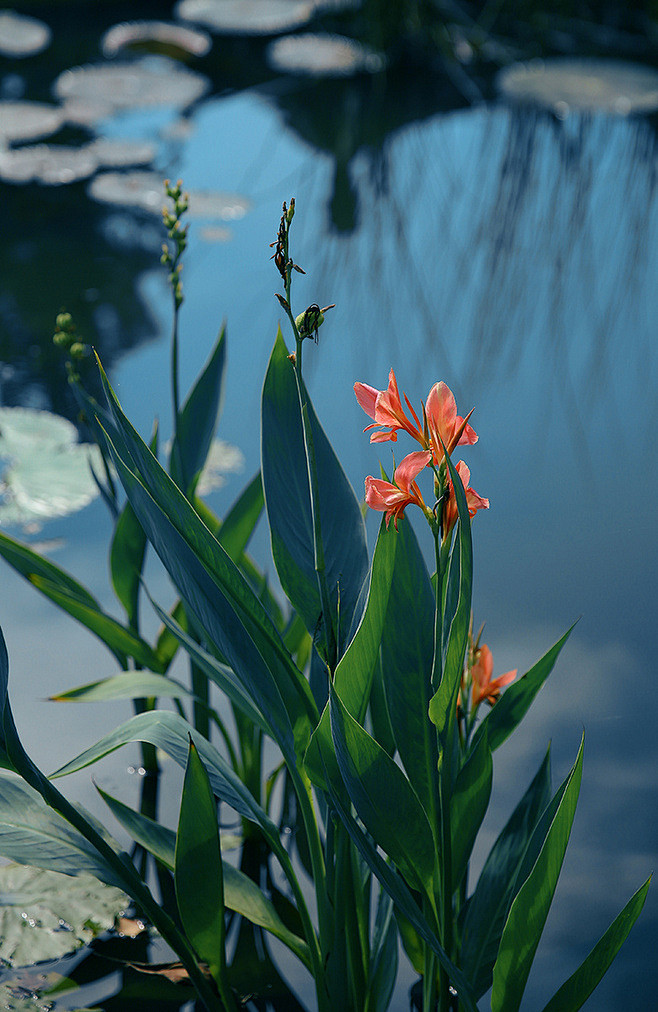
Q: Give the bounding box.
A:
[0,408,103,526]
[0,864,129,967]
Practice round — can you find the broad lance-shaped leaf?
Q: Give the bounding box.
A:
[175,739,231,1002]
[471,624,575,755]
[539,876,651,1012]
[103,429,300,759]
[491,735,585,1012]
[304,519,396,790]
[329,685,436,895]
[379,514,438,819]
[450,727,492,888]
[96,784,311,969]
[460,748,552,999]
[170,324,226,497]
[95,362,317,758]
[261,331,368,657]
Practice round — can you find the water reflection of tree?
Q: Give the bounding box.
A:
[0,182,160,420]
[300,103,658,454]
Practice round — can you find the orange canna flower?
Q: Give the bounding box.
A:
[354,369,425,445]
[471,644,516,708]
[425,381,477,464]
[365,450,432,530]
[442,461,489,541]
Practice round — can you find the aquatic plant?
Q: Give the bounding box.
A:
[0,191,649,1011]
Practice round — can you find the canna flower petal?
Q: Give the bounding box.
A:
[471,644,516,708]
[394,449,432,491]
[364,451,431,530]
[425,381,477,463]
[354,369,424,445]
[442,461,489,541]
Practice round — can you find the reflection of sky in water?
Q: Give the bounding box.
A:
[3,87,657,1007]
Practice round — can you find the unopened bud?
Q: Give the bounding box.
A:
[55,312,73,332]
[286,197,295,224]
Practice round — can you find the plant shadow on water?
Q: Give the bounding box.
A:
[0,2,657,1011]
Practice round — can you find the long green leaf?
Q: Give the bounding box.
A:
[461,748,552,999]
[49,670,196,704]
[261,331,368,655]
[329,685,436,895]
[491,735,585,1012]
[102,435,299,758]
[539,876,651,1012]
[97,786,311,968]
[95,365,317,755]
[175,740,228,990]
[170,325,226,497]
[379,514,437,819]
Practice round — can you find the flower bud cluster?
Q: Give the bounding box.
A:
[161,179,189,309]
[53,312,89,380]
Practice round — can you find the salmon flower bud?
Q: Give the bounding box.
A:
[442,461,489,542]
[471,644,516,708]
[365,450,432,530]
[354,368,425,445]
[425,381,477,464]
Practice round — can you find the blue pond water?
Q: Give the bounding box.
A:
[0,12,657,1010]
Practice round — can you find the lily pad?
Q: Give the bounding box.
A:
[0,11,51,59]
[0,144,98,185]
[175,0,314,36]
[0,102,64,145]
[267,32,385,77]
[0,408,103,526]
[53,59,208,115]
[88,170,250,221]
[101,20,212,60]
[0,863,128,967]
[497,58,658,117]
[85,137,156,170]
